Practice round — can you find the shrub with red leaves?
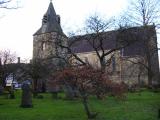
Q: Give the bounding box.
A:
[48,66,127,119]
[49,66,128,99]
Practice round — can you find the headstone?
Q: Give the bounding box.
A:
[0,85,3,95]
[20,80,33,108]
[49,84,60,99]
[158,109,160,118]
[64,84,75,100]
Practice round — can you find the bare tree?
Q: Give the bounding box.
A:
[46,15,157,118]
[54,14,159,89]
[0,49,17,98]
[119,0,160,87]
[82,16,141,71]
[0,49,17,87]
[17,58,53,97]
[50,15,146,100]
[64,15,142,72]
[122,0,160,26]
[0,49,16,64]
[120,25,159,87]
[56,16,114,70]
[0,0,19,9]
[29,59,51,95]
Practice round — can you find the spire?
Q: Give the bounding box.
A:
[34,1,63,35]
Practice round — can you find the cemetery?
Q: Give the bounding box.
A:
[0,0,160,120]
[0,89,159,120]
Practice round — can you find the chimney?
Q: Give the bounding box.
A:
[56,15,60,24]
[17,57,20,64]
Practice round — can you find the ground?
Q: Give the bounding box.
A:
[0,90,159,120]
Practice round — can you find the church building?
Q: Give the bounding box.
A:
[33,1,159,91]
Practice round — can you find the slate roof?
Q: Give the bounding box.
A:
[69,31,116,53]
[69,25,156,56]
[34,2,63,35]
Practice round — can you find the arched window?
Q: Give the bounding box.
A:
[112,56,116,72]
[43,15,48,24]
[120,48,124,56]
[42,42,46,51]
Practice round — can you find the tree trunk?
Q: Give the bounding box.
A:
[64,81,75,100]
[52,92,58,99]
[0,85,3,95]
[148,69,153,88]
[82,96,91,118]
[80,91,98,119]
[41,82,46,93]
[9,89,15,99]
[33,79,38,97]
[100,58,106,73]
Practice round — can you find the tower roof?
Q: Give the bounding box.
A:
[34,1,63,35]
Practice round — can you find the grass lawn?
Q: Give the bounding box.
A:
[0,90,159,120]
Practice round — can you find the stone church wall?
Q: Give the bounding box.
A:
[120,56,148,86]
[72,50,148,86]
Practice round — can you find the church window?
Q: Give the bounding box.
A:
[112,56,116,72]
[84,57,88,62]
[42,42,46,51]
[120,48,124,56]
[43,15,48,24]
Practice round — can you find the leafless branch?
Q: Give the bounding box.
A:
[0,0,19,9]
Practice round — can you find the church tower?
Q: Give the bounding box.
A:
[32,1,68,92]
[33,1,67,63]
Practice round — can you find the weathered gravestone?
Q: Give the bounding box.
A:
[64,83,77,100]
[48,84,60,99]
[20,80,33,108]
[0,85,3,95]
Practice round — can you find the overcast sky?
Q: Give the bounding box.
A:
[0,0,129,60]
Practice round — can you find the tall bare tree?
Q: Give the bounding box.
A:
[65,16,141,72]
[30,59,52,94]
[0,49,17,87]
[122,0,160,26]
[119,0,160,87]
[0,0,19,9]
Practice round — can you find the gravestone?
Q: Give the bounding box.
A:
[49,84,60,99]
[0,85,3,95]
[20,80,33,108]
[64,84,75,100]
